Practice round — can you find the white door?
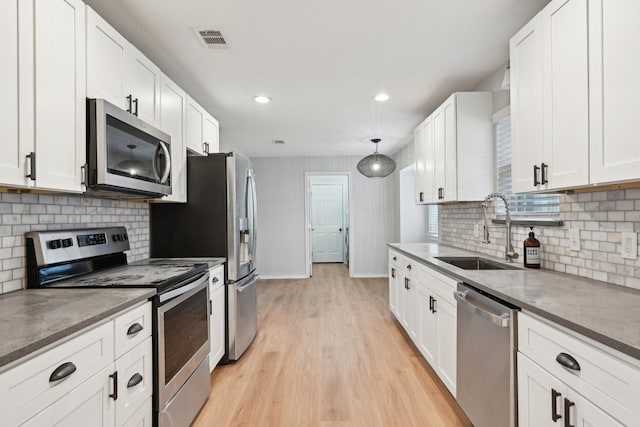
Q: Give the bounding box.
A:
[569,388,625,427]
[589,0,640,184]
[510,16,545,193]
[34,0,86,193]
[311,183,344,263]
[518,352,566,427]
[159,75,187,202]
[542,0,589,190]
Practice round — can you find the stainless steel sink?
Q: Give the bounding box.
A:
[435,256,520,270]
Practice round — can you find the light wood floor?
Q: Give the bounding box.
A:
[193,263,471,427]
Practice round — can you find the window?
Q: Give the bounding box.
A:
[495,116,560,217]
[427,205,439,237]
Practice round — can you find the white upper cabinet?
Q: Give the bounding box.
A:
[512,0,640,191]
[159,75,187,203]
[511,0,589,193]
[86,6,161,127]
[186,95,219,155]
[0,0,85,192]
[589,0,640,184]
[415,92,494,204]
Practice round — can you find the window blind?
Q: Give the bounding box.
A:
[428,205,439,237]
[495,117,560,216]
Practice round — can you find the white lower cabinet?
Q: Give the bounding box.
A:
[209,265,225,372]
[0,302,153,427]
[517,312,640,427]
[389,249,457,397]
[121,398,152,427]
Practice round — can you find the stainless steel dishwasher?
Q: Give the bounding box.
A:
[454,282,519,427]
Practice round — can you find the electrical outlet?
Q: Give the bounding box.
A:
[474,224,480,238]
[621,232,638,259]
[568,229,581,251]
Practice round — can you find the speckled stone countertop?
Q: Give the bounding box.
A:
[136,257,226,269]
[0,288,154,371]
[389,242,640,360]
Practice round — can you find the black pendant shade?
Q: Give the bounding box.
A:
[357,138,396,178]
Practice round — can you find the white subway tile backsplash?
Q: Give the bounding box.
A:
[437,189,640,290]
[0,193,149,294]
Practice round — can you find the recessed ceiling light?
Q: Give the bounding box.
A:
[374,93,390,102]
[254,96,271,104]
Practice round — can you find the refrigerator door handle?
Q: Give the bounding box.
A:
[248,170,258,263]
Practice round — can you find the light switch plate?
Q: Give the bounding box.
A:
[621,232,638,259]
[568,229,581,251]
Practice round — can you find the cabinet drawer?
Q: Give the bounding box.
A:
[389,250,402,267]
[209,265,224,290]
[114,302,152,359]
[116,337,153,426]
[518,312,640,425]
[419,264,457,305]
[0,321,114,424]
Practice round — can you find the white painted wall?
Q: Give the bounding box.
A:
[253,156,396,278]
[399,165,429,242]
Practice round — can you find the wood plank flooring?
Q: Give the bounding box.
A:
[193,263,471,427]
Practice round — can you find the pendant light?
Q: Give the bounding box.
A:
[116,144,149,176]
[357,138,396,178]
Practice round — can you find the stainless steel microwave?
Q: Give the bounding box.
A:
[86,98,172,198]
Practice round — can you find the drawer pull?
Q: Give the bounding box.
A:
[109,371,118,400]
[563,398,575,427]
[49,362,76,382]
[391,268,396,278]
[556,352,581,371]
[392,256,397,261]
[551,388,562,422]
[127,322,144,336]
[127,373,143,388]
[212,277,219,283]
[406,264,412,271]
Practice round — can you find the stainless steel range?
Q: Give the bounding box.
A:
[25,227,211,427]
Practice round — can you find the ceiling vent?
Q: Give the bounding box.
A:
[273,140,285,145]
[195,29,228,49]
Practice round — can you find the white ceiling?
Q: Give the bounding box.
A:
[85,0,549,158]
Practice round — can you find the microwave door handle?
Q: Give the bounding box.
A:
[158,141,171,184]
[151,143,161,181]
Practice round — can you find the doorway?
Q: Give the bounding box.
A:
[305,173,351,278]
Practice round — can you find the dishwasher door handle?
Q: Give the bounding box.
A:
[454,290,511,327]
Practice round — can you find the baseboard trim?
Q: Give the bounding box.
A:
[259,274,308,280]
[351,274,387,279]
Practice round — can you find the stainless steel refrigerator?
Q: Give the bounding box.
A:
[150,152,258,362]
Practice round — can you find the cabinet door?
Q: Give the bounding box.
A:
[417,284,437,367]
[159,75,188,203]
[20,365,115,427]
[541,0,589,190]
[209,285,225,371]
[186,96,205,155]
[86,7,127,109]
[203,113,219,154]
[518,352,566,427]
[122,397,152,427]
[406,278,418,344]
[115,337,153,426]
[432,106,446,202]
[126,46,161,127]
[435,296,456,396]
[388,264,398,317]
[510,16,544,193]
[414,121,428,204]
[398,272,409,331]
[442,95,457,202]
[0,0,31,187]
[569,389,625,427]
[589,0,640,184]
[33,0,85,192]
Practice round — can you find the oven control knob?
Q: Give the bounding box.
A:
[113,234,119,242]
[123,233,128,241]
[47,239,62,249]
[61,238,73,248]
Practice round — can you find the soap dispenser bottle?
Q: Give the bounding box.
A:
[524,227,541,269]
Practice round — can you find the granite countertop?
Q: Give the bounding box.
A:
[0,288,155,371]
[389,242,640,361]
[137,257,226,269]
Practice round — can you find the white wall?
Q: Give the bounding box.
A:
[253,156,397,278]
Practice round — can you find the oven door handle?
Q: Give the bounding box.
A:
[159,272,209,304]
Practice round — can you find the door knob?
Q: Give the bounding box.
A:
[339,228,343,232]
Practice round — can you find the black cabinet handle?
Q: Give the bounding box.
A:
[127,322,143,336]
[391,268,396,278]
[204,142,210,154]
[533,164,540,186]
[429,295,433,312]
[404,277,409,290]
[556,353,581,371]
[26,152,36,181]
[49,361,76,382]
[132,98,139,116]
[109,371,118,400]
[212,277,219,283]
[551,388,562,422]
[563,398,575,427]
[210,299,213,315]
[126,94,133,113]
[431,297,437,313]
[392,256,397,262]
[127,373,143,388]
[439,188,444,200]
[419,192,424,202]
[406,264,412,271]
[541,163,548,185]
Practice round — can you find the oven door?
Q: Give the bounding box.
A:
[157,272,210,409]
[88,98,172,197]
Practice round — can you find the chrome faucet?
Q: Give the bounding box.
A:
[481,192,519,263]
